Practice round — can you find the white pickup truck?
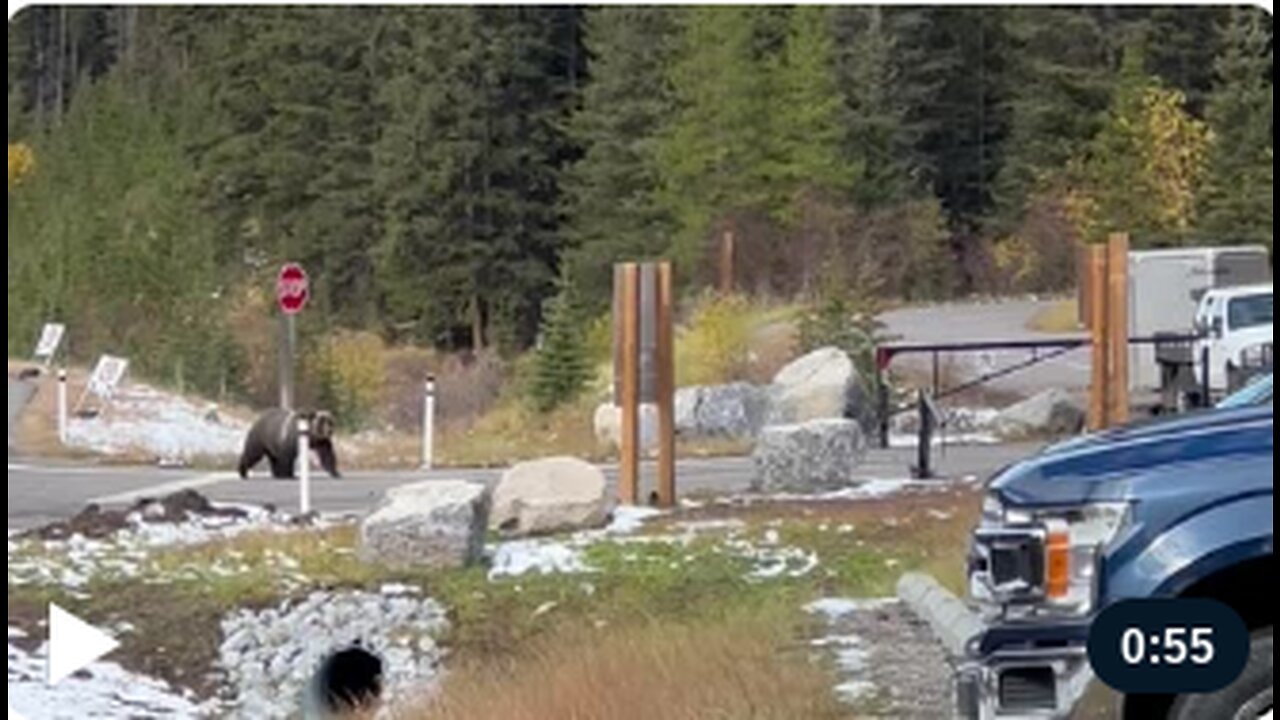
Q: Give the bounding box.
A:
[1193,283,1274,394]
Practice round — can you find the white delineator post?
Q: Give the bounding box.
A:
[57,368,69,445]
[298,418,312,516]
[421,375,436,470]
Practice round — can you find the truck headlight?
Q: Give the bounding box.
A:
[972,497,1131,617]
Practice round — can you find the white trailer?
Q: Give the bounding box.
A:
[1128,246,1272,392]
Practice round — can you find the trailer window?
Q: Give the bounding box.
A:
[1228,294,1273,330]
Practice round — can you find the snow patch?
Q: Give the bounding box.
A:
[804,597,898,622]
[487,540,592,581]
[9,641,213,719]
[65,384,248,462]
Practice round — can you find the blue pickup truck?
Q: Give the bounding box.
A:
[957,390,1274,719]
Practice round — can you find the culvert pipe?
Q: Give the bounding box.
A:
[302,644,385,719]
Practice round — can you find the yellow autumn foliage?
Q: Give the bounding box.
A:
[8,143,36,188]
[1141,87,1212,235]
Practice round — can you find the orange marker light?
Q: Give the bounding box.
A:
[1045,529,1071,599]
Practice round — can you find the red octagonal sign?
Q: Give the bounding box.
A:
[277,263,310,315]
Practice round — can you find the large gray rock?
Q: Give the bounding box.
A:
[767,347,867,427]
[359,481,490,569]
[593,402,659,453]
[492,457,609,536]
[994,389,1086,440]
[675,383,769,440]
[751,419,867,493]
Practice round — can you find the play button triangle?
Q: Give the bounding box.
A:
[47,603,120,686]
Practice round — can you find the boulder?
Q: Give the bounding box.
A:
[492,457,609,536]
[751,419,867,493]
[593,402,659,453]
[994,390,1086,440]
[675,383,769,440]
[767,347,867,427]
[359,481,490,569]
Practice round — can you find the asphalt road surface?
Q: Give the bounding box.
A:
[880,298,1090,400]
[7,443,1040,531]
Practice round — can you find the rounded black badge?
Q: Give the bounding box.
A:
[1088,599,1250,695]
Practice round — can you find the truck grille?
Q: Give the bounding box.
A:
[998,667,1056,712]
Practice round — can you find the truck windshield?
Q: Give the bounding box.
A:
[1228,293,1273,330]
[1219,375,1274,409]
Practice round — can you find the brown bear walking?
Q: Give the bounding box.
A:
[238,409,342,480]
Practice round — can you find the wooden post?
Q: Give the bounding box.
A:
[619,264,641,506]
[1107,233,1131,426]
[655,262,676,508]
[1087,245,1109,431]
[1078,244,1092,332]
[719,229,736,295]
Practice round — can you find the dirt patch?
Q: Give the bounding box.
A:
[23,490,250,542]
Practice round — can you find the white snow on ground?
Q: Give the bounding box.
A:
[888,431,1000,449]
[7,505,348,592]
[9,637,212,719]
[805,598,900,709]
[65,384,248,462]
[603,506,665,535]
[804,598,899,622]
[488,539,594,581]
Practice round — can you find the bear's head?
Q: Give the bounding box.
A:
[311,410,337,442]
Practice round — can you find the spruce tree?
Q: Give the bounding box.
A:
[561,7,677,310]
[769,5,851,217]
[529,271,590,414]
[1199,8,1273,250]
[657,7,774,266]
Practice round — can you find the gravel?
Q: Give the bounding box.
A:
[217,588,449,719]
[806,598,956,719]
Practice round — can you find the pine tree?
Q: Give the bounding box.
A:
[529,271,590,414]
[561,7,677,310]
[996,8,1111,225]
[657,7,774,267]
[833,6,921,209]
[769,5,850,214]
[1199,8,1273,251]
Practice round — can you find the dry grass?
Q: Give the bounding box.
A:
[1026,299,1082,334]
[403,617,844,720]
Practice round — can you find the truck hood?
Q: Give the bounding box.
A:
[1224,326,1273,355]
[989,406,1274,507]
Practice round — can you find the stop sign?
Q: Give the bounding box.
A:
[277,264,310,315]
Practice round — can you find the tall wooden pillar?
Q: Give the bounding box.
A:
[1107,233,1131,426]
[1088,245,1109,431]
[618,264,641,506]
[655,262,676,508]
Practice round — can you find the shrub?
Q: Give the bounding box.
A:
[310,331,386,429]
[797,256,887,382]
[676,292,753,386]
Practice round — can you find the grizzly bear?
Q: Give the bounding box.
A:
[238,409,341,480]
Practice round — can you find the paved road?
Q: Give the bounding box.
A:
[7,443,1040,531]
[880,299,1091,400]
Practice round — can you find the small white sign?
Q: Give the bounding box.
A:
[87,355,130,400]
[33,323,66,362]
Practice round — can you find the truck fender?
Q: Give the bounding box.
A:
[1105,494,1274,601]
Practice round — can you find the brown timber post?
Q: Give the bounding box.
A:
[1107,233,1131,426]
[655,262,677,508]
[719,229,736,296]
[1087,245,1109,431]
[619,263,641,506]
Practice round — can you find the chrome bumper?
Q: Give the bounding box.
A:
[956,639,1122,720]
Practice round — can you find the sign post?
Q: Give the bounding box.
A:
[57,369,68,445]
[422,376,436,470]
[613,261,677,508]
[298,417,312,516]
[276,264,310,411]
